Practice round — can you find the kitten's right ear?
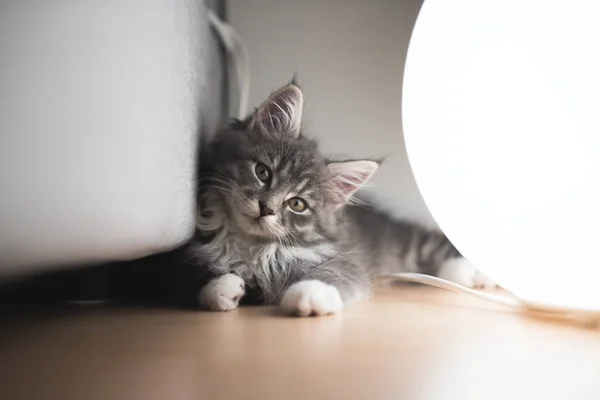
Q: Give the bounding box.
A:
[252,82,304,138]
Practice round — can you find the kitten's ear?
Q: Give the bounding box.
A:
[254,82,303,138]
[324,160,379,208]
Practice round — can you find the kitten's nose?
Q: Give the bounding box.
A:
[258,201,275,217]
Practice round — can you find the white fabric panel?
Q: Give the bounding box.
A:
[0,0,219,280]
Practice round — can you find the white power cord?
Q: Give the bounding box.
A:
[207,9,250,119]
[382,273,522,307]
[383,272,600,327]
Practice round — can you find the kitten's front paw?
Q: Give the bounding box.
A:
[437,258,496,289]
[280,280,343,317]
[198,273,245,311]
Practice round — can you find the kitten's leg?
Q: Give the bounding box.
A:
[198,273,246,311]
[436,257,496,289]
[280,262,369,317]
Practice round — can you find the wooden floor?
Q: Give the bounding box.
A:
[1,285,600,400]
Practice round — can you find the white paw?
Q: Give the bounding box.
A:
[198,273,245,311]
[437,258,496,289]
[280,280,343,317]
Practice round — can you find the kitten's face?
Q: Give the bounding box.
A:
[202,81,378,242]
[215,131,327,240]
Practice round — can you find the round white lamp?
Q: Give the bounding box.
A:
[403,0,600,313]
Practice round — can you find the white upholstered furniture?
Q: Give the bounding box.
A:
[0,0,224,281]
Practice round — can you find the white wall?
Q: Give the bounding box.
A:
[228,0,436,227]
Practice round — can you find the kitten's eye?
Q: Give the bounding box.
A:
[254,163,271,183]
[287,197,308,213]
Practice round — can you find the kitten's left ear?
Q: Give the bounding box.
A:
[254,82,303,138]
[324,160,379,209]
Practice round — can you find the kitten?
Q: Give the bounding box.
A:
[188,80,493,317]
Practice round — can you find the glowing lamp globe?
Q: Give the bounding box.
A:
[403,0,600,312]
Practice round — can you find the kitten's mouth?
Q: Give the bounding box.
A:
[241,213,261,221]
[241,212,268,222]
[239,213,279,237]
[239,212,264,226]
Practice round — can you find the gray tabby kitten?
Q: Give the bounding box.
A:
[188,81,493,316]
